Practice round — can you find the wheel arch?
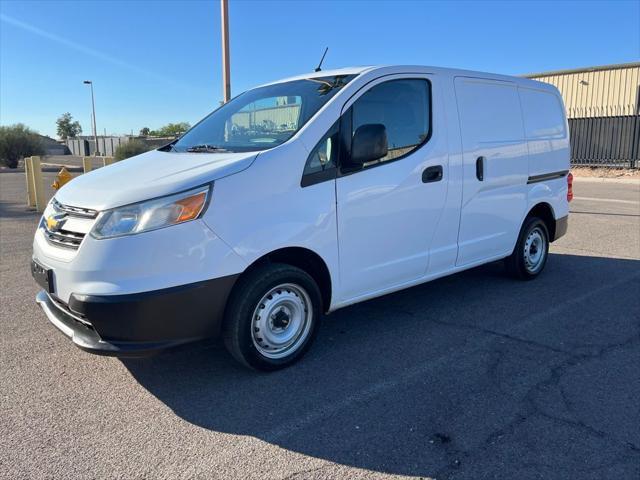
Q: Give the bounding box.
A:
[240,247,333,312]
[526,202,557,241]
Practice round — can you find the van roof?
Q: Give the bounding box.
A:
[258,66,376,86]
[260,65,554,91]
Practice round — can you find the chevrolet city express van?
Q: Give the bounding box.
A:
[32,65,572,370]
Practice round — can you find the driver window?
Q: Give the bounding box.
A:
[351,79,431,164]
[303,120,340,175]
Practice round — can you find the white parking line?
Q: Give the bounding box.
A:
[573,196,640,205]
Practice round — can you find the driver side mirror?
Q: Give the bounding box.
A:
[349,124,388,167]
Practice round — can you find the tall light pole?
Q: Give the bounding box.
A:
[83,80,99,156]
[220,0,231,103]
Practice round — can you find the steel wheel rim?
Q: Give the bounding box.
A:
[524,227,546,273]
[251,283,313,359]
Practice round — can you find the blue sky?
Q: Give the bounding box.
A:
[1,0,638,138]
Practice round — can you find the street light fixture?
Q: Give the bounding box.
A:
[83,80,99,156]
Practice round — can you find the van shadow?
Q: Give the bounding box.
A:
[123,253,640,477]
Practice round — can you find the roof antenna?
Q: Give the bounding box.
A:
[314,47,328,72]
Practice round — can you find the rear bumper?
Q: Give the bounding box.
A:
[553,215,569,241]
[35,274,239,357]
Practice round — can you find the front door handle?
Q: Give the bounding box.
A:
[476,156,484,181]
[422,165,443,183]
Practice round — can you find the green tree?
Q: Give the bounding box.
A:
[151,122,190,137]
[139,127,151,136]
[56,113,82,139]
[114,139,151,161]
[0,124,44,168]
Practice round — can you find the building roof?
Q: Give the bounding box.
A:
[523,62,640,118]
[36,134,63,146]
[524,61,640,78]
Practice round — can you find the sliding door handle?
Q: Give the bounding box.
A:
[476,156,484,181]
[422,165,443,183]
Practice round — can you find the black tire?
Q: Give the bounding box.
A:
[222,263,322,371]
[505,216,550,280]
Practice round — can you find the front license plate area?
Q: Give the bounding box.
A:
[31,260,54,294]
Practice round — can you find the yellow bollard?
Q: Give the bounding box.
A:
[52,167,73,191]
[82,156,93,173]
[24,156,36,208]
[30,156,46,212]
[103,156,115,166]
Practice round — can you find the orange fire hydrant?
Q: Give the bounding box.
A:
[52,167,72,190]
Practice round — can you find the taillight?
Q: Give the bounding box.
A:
[567,172,574,202]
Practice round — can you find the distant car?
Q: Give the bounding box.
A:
[31,65,572,370]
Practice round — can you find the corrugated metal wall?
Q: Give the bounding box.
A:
[526,63,639,118]
[232,104,301,130]
[525,63,640,167]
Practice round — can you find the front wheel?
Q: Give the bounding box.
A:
[223,263,322,371]
[505,217,549,280]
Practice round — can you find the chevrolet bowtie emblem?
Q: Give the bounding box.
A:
[46,214,64,231]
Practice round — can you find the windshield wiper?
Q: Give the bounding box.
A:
[158,140,178,152]
[186,144,229,153]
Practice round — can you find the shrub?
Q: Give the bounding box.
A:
[0,124,45,168]
[114,139,151,161]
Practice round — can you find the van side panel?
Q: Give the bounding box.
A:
[454,77,529,266]
[518,86,570,179]
[423,73,464,276]
[519,84,571,224]
[202,140,341,303]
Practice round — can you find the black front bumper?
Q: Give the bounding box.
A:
[35,275,239,357]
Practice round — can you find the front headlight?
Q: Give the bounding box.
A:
[91,185,210,239]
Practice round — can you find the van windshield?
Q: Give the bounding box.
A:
[171,75,356,153]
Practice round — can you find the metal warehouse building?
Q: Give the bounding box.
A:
[525,62,639,168]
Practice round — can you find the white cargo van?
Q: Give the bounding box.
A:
[32,65,572,370]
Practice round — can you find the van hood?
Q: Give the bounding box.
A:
[54,149,258,211]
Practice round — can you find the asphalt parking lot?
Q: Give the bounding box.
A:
[1,171,639,480]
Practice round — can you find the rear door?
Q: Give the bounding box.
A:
[336,75,450,302]
[454,77,529,266]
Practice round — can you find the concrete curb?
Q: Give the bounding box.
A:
[573,176,640,185]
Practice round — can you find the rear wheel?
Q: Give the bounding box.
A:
[223,263,322,371]
[505,217,549,280]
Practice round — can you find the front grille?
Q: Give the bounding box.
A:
[41,200,98,250]
[54,201,98,219]
[44,229,85,249]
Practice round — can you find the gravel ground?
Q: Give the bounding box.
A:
[1,171,639,480]
[571,166,640,179]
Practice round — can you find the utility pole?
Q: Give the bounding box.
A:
[83,80,99,156]
[220,0,231,103]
